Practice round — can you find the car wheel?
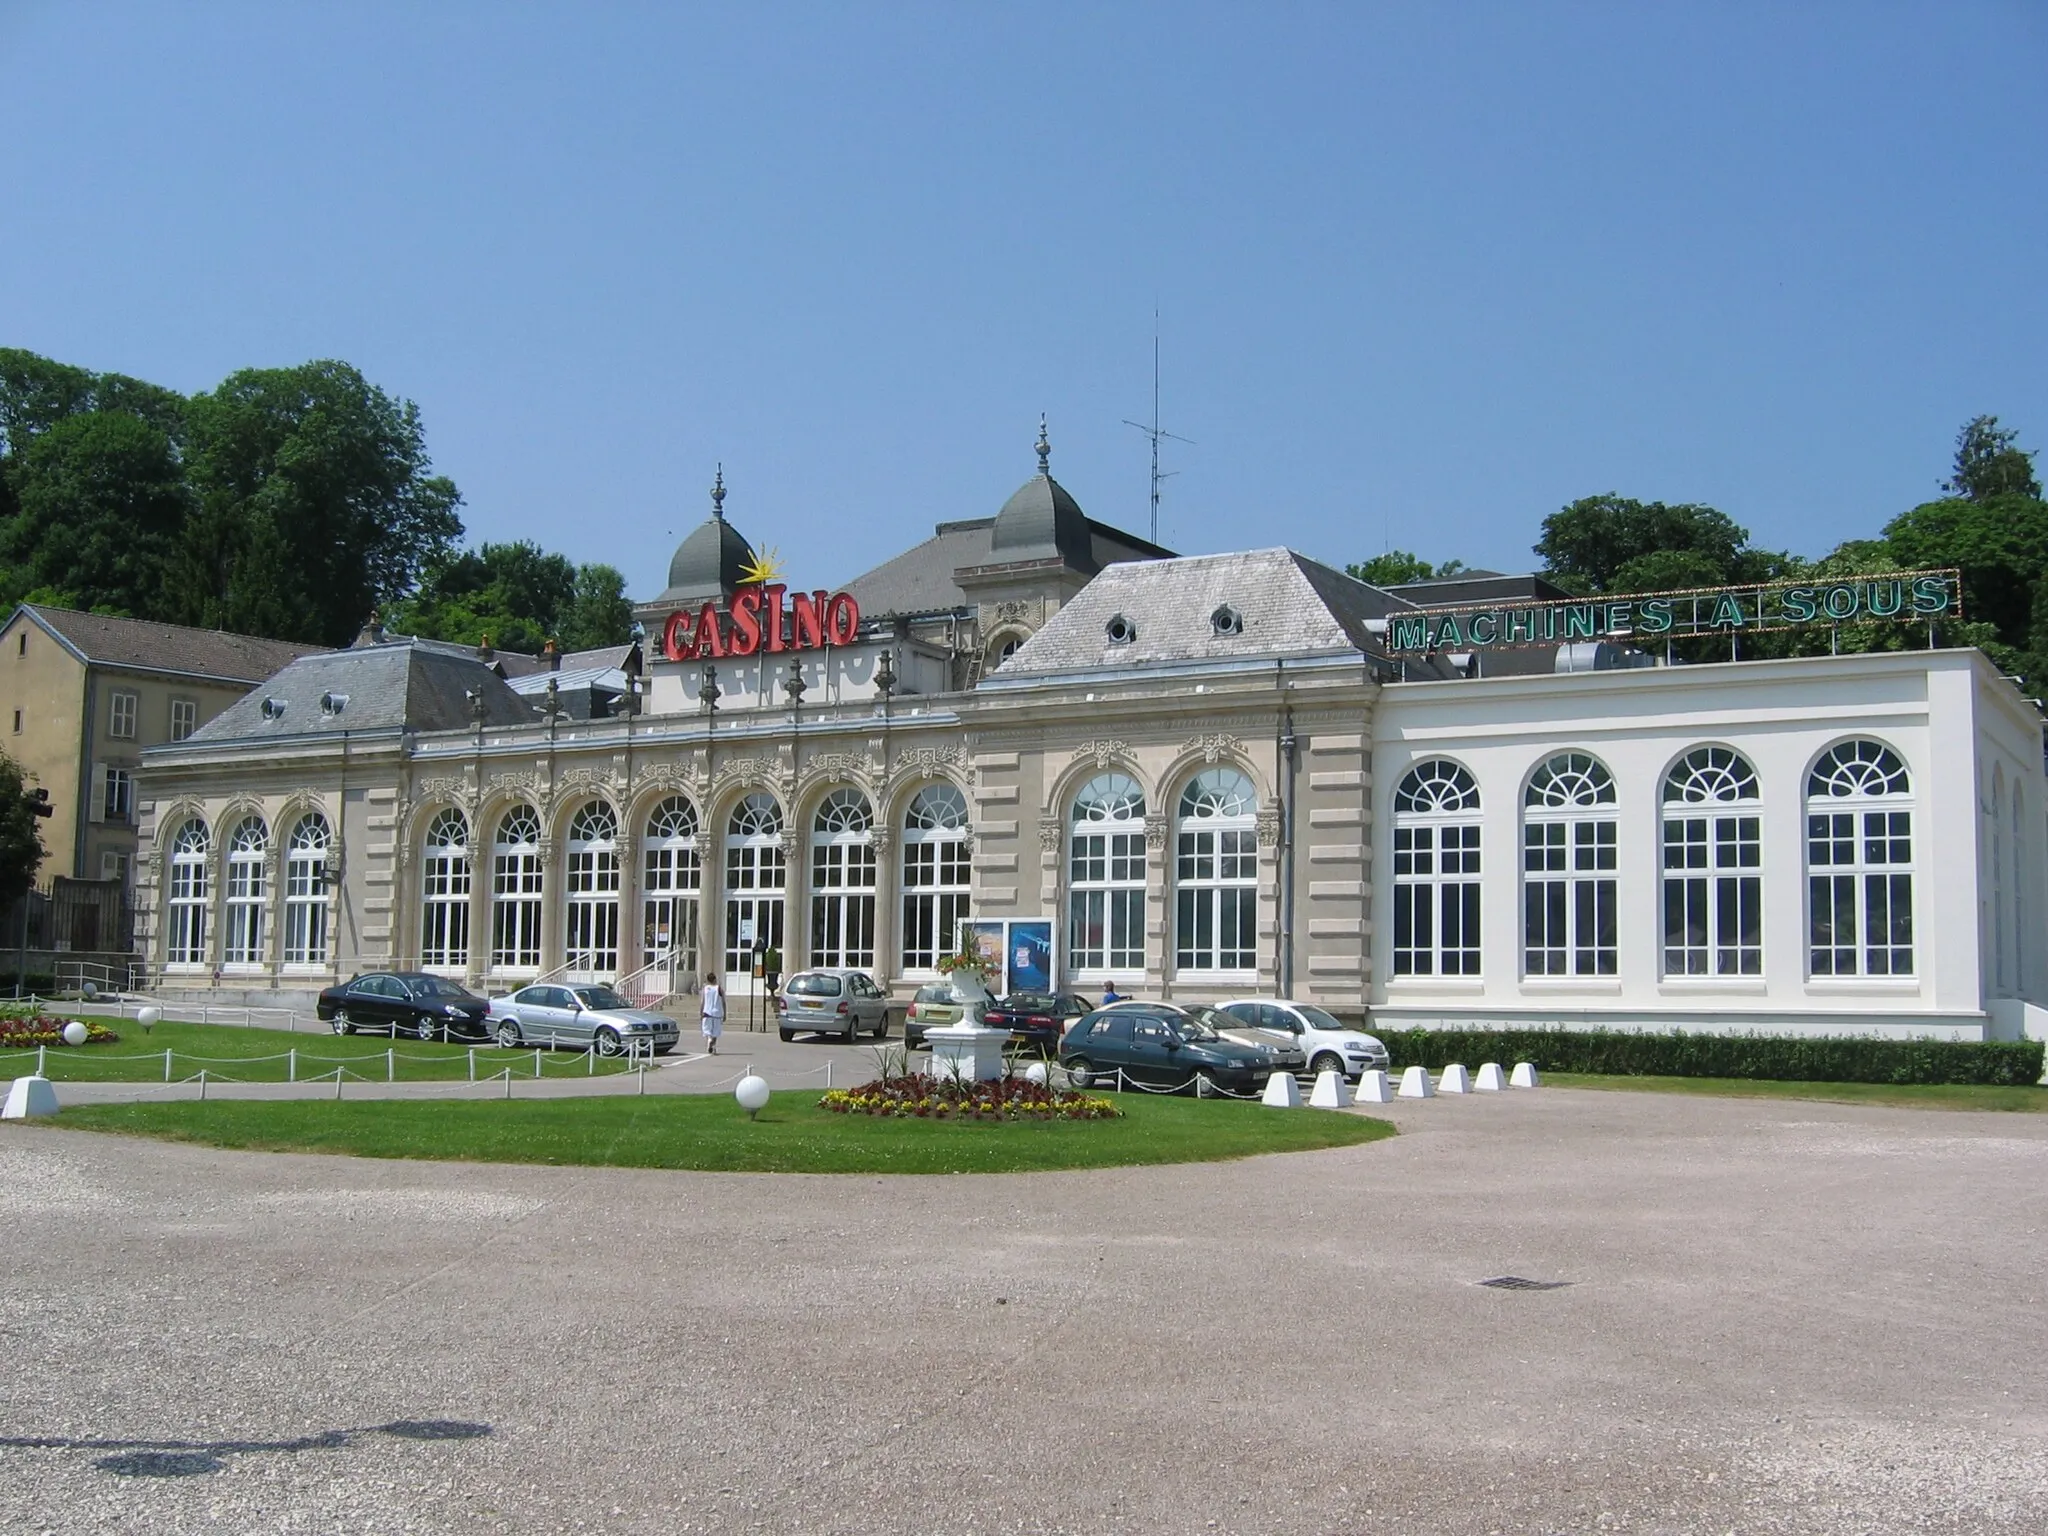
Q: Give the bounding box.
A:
[494,1020,521,1049]
[331,1010,352,1036]
[593,1027,623,1058]
[1065,1058,1094,1090]
[778,1028,794,1042]
[654,1044,674,1056]
[413,1018,438,1043]
[871,1015,889,1039]
[843,1018,857,1043]
[1311,1052,1346,1080]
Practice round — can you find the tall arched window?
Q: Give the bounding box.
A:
[1523,753,1616,976]
[1991,771,2006,993]
[564,802,620,978]
[1069,773,1146,977]
[1661,748,1761,976]
[1807,740,1913,976]
[491,805,543,972]
[222,816,269,968]
[2013,786,2027,996]
[901,783,971,971]
[810,788,876,968]
[282,813,331,967]
[1174,767,1257,973]
[724,793,786,979]
[420,809,470,970]
[642,797,700,984]
[167,819,210,967]
[1392,759,1481,976]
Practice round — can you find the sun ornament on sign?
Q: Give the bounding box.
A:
[737,547,784,587]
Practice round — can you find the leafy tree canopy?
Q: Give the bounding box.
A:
[386,542,635,655]
[1944,415,2041,502]
[1345,550,1468,587]
[0,751,47,911]
[1533,495,1782,594]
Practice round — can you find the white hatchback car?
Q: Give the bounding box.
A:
[1214,1000,1390,1081]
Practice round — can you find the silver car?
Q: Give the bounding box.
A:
[777,969,891,1042]
[487,983,681,1056]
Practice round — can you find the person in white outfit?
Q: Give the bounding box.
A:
[700,972,725,1054]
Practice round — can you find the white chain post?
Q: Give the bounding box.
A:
[164,1047,172,1082]
[198,1068,207,1100]
[468,1048,476,1083]
[533,1048,542,1079]
[288,1048,296,1083]
[387,1047,394,1083]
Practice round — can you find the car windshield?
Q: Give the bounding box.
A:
[1296,1006,1349,1032]
[1170,1007,1227,1042]
[572,986,626,1010]
[915,985,955,1004]
[1004,994,1058,1012]
[408,977,467,998]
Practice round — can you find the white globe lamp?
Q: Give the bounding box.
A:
[81,981,98,1000]
[1022,1061,1049,1087]
[62,1021,89,1047]
[137,1005,161,1033]
[735,1074,770,1119]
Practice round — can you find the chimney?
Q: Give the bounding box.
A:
[477,633,494,664]
[544,637,561,672]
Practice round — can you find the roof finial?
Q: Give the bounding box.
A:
[711,464,726,520]
[1036,415,1050,477]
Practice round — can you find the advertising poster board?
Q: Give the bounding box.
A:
[961,919,1054,995]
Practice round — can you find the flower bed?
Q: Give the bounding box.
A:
[0,1008,120,1049]
[820,1072,1120,1121]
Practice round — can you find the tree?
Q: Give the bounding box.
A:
[387,541,581,655]
[559,563,634,651]
[172,361,463,646]
[1345,551,1468,587]
[1880,491,2048,660]
[0,410,192,614]
[1534,495,1765,594]
[1943,415,2041,502]
[0,347,185,458]
[0,751,48,912]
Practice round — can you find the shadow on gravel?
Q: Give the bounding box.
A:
[0,1418,491,1478]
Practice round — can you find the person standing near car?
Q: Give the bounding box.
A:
[1101,982,1123,1005]
[700,972,724,1054]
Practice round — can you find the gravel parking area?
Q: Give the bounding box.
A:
[3,1087,2044,1534]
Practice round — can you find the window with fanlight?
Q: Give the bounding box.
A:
[724,793,786,978]
[420,808,471,969]
[167,819,210,967]
[642,796,700,982]
[1661,747,1761,977]
[901,782,970,971]
[810,788,876,969]
[564,802,621,978]
[223,816,269,968]
[282,812,331,967]
[1807,740,1913,977]
[1174,767,1257,973]
[1069,773,1146,976]
[1392,759,1481,976]
[1523,753,1617,976]
[491,805,544,971]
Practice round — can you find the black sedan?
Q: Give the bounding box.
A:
[981,991,1091,1056]
[317,972,493,1042]
[1058,1003,1283,1096]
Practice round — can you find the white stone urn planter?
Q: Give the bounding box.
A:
[923,964,1008,1082]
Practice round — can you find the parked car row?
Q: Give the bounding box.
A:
[315,972,679,1057]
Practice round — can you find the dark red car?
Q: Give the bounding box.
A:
[980,991,1091,1056]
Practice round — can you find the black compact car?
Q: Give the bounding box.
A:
[981,991,1091,1056]
[317,972,493,1042]
[1059,1002,1286,1096]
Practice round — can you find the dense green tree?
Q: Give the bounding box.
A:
[172,361,463,646]
[386,541,631,655]
[0,751,48,912]
[1345,550,1468,587]
[559,563,634,651]
[0,347,186,456]
[1943,415,2041,502]
[1534,495,1766,594]
[0,411,192,614]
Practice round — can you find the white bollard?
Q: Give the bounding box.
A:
[1307,1069,1353,1109]
[198,1068,208,1100]
[1510,1061,1541,1088]
[1398,1065,1435,1099]
[1474,1062,1508,1092]
[36,1044,46,1075]
[1438,1063,1472,1094]
[164,1047,173,1082]
[1,1075,58,1119]
[1261,1072,1303,1108]
[468,1048,476,1083]
[1354,1069,1394,1103]
[288,1048,296,1083]
[387,1048,395,1083]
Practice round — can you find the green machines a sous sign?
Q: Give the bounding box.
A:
[1384,570,1962,654]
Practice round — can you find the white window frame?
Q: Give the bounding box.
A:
[420,808,471,971]
[1392,759,1482,977]
[103,766,134,824]
[564,802,621,980]
[1806,740,1914,978]
[900,783,970,973]
[166,819,210,968]
[1173,767,1258,976]
[282,813,331,968]
[222,816,269,970]
[642,796,701,983]
[1661,747,1762,978]
[723,793,786,979]
[1522,753,1617,978]
[491,805,544,973]
[109,690,137,739]
[809,788,876,970]
[169,697,198,741]
[1068,773,1147,978]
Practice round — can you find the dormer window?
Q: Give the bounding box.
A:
[1210,605,1244,637]
[1105,614,1136,645]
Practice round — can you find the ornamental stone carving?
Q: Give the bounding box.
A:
[799,751,872,788]
[1143,813,1169,852]
[1256,802,1282,848]
[557,765,616,801]
[990,599,1034,626]
[486,770,539,802]
[639,760,697,795]
[713,756,781,790]
[896,744,962,780]
[868,825,895,857]
[1071,739,1129,770]
[1180,732,1246,765]
[1037,816,1064,854]
[416,776,469,809]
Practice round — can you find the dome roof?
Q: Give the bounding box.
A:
[988,420,1095,571]
[661,468,757,603]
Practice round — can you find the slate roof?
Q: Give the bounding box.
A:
[842,518,1176,617]
[1386,570,1572,605]
[18,605,328,684]
[992,548,1420,676]
[182,638,537,742]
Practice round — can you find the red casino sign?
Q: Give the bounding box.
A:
[662,584,861,662]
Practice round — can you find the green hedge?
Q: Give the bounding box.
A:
[1383,1028,2044,1087]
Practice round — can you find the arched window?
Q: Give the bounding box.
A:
[564,802,620,978]
[1069,773,1146,977]
[1992,771,2006,993]
[642,797,700,984]
[167,819,210,967]
[1174,767,1257,973]
[901,783,970,971]
[420,809,470,970]
[2013,786,2027,996]
[1807,740,1913,976]
[1661,748,1761,977]
[282,813,331,967]
[724,793,786,981]
[810,788,876,969]
[1392,759,1481,976]
[491,805,543,972]
[1523,753,1616,976]
[221,816,269,968]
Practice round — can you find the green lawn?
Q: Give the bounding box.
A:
[47,1093,1397,1174]
[0,1017,644,1084]
[1547,1072,2048,1113]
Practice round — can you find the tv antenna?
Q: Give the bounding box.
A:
[1123,318,1193,545]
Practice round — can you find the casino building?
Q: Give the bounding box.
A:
[133,432,2048,1043]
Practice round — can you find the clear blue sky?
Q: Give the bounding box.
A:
[4,3,2044,597]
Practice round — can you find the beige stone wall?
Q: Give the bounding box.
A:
[0,611,86,881]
